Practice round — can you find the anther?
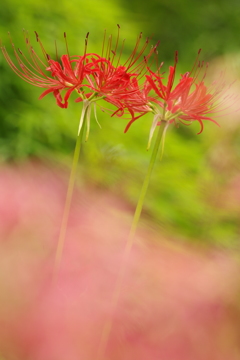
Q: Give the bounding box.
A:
[175,51,178,63]
[34,31,39,41]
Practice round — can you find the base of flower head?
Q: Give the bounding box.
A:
[147,112,161,150]
[77,99,102,141]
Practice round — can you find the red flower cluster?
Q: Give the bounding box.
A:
[1,28,157,110]
[1,29,236,141]
[123,50,237,144]
[143,51,229,134]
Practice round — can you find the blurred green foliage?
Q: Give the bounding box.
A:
[0,0,240,246]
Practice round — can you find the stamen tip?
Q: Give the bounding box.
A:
[34,31,39,37]
[175,51,178,63]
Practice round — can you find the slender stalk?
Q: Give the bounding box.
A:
[96,118,168,360]
[128,119,168,244]
[53,110,86,279]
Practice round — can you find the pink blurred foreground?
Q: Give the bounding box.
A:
[0,162,239,360]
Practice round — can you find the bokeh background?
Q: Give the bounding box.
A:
[1,0,240,246]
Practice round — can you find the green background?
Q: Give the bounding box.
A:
[1,0,240,246]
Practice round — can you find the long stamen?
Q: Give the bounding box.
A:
[82,32,89,67]
[101,29,106,59]
[18,44,49,80]
[33,31,49,63]
[64,32,71,61]
[189,48,202,77]
[55,39,59,62]
[2,40,52,87]
[127,37,160,77]
[123,32,143,69]
[106,34,112,61]
[115,38,125,68]
[104,34,112,77]
[84,32,89,57]
[111,24,120,65]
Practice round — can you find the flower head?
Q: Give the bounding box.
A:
[146,50,228,133]
[1,28,157,108]
[74,26,159,139]
[1,28,159,139]
[76,26,159,108]
[1,31,94,108]
[123,50,237,148]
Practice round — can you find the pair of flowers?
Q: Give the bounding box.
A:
[2,30,238,352]
[1,28,231,145]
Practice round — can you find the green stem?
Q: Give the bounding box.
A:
[128,119,168,243]
[53,110,86,279]
[96,119,168,360]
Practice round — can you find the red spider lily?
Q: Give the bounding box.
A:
[74,30,158,140]
[75,26,159,109]
[145,50,235,134]
[0,31,99,108]
[1,28,159,141]
[74,27,159,139]
[1,28,158,112]
[75,58,136,110]
[39,54,94,108]
[123,50,237,149]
